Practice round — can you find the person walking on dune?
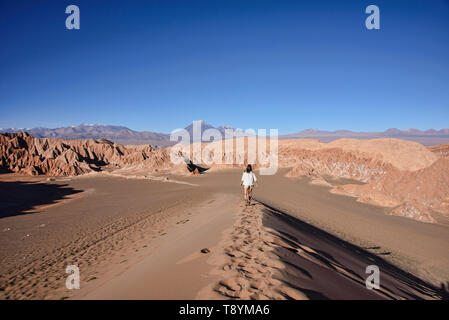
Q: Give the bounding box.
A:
[241,164,258,205]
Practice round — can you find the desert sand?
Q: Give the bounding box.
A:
[0,173,210,299]
[1,133,449,300]
[1,169,448,300]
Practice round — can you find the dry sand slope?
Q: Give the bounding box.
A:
[0,175,210,300]
[0,170,448,300]
[197,201,444,300]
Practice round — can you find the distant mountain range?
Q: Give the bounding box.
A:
[0,123,171,147]
[1,122,448,146]
[0,121,248,147]
[280,128,449,145]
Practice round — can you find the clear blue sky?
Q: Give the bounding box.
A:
[1,0,448,134]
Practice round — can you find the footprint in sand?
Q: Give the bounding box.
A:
[206,202,309,300]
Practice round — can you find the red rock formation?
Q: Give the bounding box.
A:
[280,139,448,223]
[0,132,174,176]
[427,143,449,157]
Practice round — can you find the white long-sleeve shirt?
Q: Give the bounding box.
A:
[241,171,257,187]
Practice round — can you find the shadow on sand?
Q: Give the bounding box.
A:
[0,167,12,174]
[185,161,209,174]
[0,180,83,219]
[258,200,448,300]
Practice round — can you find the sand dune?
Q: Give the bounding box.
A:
[0,175,207,299]
[1,169,448,300]
[197,200,443,300]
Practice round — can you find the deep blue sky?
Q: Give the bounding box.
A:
[1,0,448,134]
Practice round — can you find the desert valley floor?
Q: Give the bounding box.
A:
[1,169,448,300]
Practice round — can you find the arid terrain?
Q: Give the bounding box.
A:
[2,133,449,224]
[1,133,449,300]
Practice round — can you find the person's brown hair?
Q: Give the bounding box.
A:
[246,164,252,173]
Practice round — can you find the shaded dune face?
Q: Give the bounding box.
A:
[1,133,448,224]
